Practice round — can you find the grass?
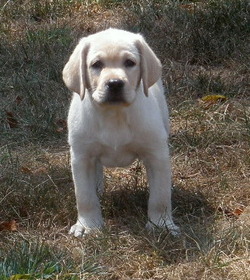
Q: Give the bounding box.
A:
[0,236,103,279]
[0,0,250,279]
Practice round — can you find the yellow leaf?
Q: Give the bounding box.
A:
[199,95,227,108]
[10,274,33,280]
[201,95,227,103]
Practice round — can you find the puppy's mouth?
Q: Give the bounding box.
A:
[102,93,126,104]
[96,95,130,107]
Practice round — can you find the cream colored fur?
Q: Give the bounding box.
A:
[63,29,180,237]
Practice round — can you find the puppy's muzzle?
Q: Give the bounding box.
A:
[104,79,125,104]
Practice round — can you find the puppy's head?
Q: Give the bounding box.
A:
[63,29,162,105]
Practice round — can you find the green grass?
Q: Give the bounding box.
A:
[0,236,102,279]
[0,0,250,279]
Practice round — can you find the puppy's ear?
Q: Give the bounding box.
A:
[136,36,162,96]
[62,38,90,100]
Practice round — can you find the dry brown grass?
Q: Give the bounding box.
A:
[0,0,250,279]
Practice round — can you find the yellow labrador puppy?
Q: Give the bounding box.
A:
[63,28,180,237]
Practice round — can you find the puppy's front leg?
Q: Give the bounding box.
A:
[144,147,180,236]
[96,162,104,195]
[69,149,104,237]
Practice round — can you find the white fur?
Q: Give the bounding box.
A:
[63,29,180,237]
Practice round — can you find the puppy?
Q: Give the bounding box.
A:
[63,28,180,237]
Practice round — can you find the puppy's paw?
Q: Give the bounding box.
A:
[167,223,181,236]
[69,223,102,237]
[69,223,85,237]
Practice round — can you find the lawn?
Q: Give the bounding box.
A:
[0,0,249,279]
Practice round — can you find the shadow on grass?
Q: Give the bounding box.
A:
[100,182,215,264]
[0,152,216,266]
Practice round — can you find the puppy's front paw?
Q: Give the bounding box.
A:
[167,223,181,236]
[69,222,103,237]
[69,223,85,237]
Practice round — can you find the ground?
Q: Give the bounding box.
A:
[0,1,249,279]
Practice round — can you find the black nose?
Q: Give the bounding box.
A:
[105,79,124,92]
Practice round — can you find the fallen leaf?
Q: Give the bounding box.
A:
[201,95,227,102]
[0,220,18,231]
[10,274,34,280]
[56,119,67,133]
[20,166,32,174]
[32,167,47,174]
[233,208,243,216]
[20,166,47,175]
[15,96,23,105]
[6,111,18,128]
[238,206,250,226]
[199,95,227,108]
[217,206,244,219]
[180,3,196,13]
[56,119,67,127]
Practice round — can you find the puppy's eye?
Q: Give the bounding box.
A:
[124,59,136,68]
[91,60,104,70]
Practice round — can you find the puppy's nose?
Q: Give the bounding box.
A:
[106,79,124,92]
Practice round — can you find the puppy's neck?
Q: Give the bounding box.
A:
[95,106,133,149]
[103,106,128,121]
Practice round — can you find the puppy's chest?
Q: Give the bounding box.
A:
[96,111,134,147]
[99,146,136,167]
[100,124,132,146]
[95,117,137,167]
